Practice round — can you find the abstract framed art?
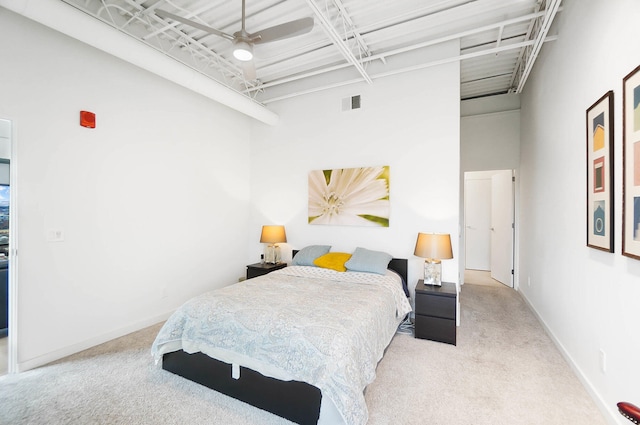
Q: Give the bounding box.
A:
[586,90,614,252]
[308,165,390,227]
[622,64,640,259]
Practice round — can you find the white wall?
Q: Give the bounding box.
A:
[461,92,520,118]
[519,0,640,422]
[460,109,520,172]
[249,40,461,298]
[0,9,254,370]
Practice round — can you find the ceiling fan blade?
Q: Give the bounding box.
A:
[241,61,257,81]
[250,17,314,44]
[155,9,234,41]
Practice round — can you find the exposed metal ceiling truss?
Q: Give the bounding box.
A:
[58,0,562,105]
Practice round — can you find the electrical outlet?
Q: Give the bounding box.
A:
[599,349,606,373]
[47,229,65,242]
[528,276,531,287]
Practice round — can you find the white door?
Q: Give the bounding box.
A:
[464,178,491,270]
[490,170,514,287]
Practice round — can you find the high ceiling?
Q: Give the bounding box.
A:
[60,0,562,105]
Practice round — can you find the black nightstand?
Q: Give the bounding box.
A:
[246,262,287,279]
[414,280,457,345]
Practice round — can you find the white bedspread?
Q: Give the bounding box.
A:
[151,266,412,425]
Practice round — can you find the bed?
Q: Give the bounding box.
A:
[151,247,411,425]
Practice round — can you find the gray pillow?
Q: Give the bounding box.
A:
[345,247,392,275]
[292,245,332,266]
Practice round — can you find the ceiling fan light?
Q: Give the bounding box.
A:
[233,40,253,61]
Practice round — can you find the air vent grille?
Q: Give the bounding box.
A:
[342,95,361,111]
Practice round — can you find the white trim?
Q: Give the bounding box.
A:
[518,291,619,425]
[15,310,174,372]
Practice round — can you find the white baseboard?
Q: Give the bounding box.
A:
[517,290,623,425]
[15,310,174,373]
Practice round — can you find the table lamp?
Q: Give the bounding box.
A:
[260,225,287,264]
[414,232,453,286]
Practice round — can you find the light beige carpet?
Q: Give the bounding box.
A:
[0,283,607,425]
[464,269,504,287]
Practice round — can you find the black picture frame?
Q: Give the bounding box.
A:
[586,91,614,252]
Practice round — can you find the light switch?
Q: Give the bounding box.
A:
[47,229,64,242]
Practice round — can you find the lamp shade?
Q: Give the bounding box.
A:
[260,225,287,244]
[414,233,453,260]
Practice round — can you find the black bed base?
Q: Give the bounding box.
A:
[163,350,322,425]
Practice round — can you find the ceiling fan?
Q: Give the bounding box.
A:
[155,0,314,80]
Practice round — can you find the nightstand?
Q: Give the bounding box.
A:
[246,262,287,279]
[414,280,457,345]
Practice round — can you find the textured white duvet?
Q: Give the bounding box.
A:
[151,266,412,425]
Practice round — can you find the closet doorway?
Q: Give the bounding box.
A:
[464,169,514,288]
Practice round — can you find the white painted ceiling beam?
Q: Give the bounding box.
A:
[250,10,549,94]
[304,0,372,84]
[262,37,557,104]
[513,0,562,93]
[0,0,279,125]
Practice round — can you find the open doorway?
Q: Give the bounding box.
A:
[464,170,514,288]
[0,118,12,376]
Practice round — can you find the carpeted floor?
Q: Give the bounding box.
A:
[0,282,607,425]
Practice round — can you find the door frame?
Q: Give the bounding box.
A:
[1,117,18,374]
[462,169,518,290]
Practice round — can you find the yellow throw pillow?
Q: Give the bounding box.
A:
[313,252,352,272]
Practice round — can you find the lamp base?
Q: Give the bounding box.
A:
[264,244,281,264]
[423,259,442,286]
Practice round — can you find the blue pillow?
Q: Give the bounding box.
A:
[292,245,332,266]
[345,247,392,275]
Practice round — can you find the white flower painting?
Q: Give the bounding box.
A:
[308,166,390,227]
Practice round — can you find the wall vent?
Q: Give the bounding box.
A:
[342,95,361,111]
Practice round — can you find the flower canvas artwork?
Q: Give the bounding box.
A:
[308,166,390,227]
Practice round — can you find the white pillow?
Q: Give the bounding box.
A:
[291,245,332,266]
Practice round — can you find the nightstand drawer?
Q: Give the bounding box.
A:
[415,293,456,320]
[414,315,456,345]
[246,262,286,279]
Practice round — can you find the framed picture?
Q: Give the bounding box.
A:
[622,64,640,259]
[586,91,614,252]
[308,165,390,226]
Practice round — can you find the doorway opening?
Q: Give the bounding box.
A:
[464,169,515,288]
[0,117,15,376]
